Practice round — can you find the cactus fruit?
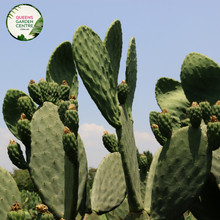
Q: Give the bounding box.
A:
[212,101,220,121]
[62,126,78,163]
[102,130,118,153]
[36,204,48,213]
[118,80,129,105]
[7,140,28,169]
[38,78,48,102]
[139,154,148,170]
[157,109,172,138]
[64,104,79,135]
[47,82,59,104]
[207,115,220,150]
[199,101,212,124]
[17,95,36,120]
[69,95,78,110]
[6,210,25,220]
[187,102,202,128]
[17,113,31,149]
[58,80,70,101]
[151,124,167,146]
[10,201,22,211]
[58,96,78,124]
[28,79,44,105]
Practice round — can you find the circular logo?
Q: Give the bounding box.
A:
[6,4,43,41]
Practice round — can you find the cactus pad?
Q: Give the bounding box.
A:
[3,89,36,139]
[72,25,121,129]
[116,105,143,211]
[91,152,126,214]
[30,102,65,219]
[180,52,220,105]
[46,41,78,98]
[125,37,137,122]
[0,166,21,220]
[151,125,212,220]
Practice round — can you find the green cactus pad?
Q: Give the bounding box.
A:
[149,111,167,146]
[144,147,162,214]
[46,41,78,98]
[81,211,100,220]
[180,52,220,105]
[3,89,36,139]
[104,19,122,90]
[116,105,143,211]
[190,173,220,220]
[64,134,88,220]
[199,101,212,124]
[118,81,129,105]
[124,210,150,220]
[72,25,121,129]
[0,166,21,220]
[7,140,28,169]
[125,37,137,122]
[155,77,190,132]
[139,169,148,204]
[91,152,126,214]
[150,125,212,220]
[30,102,65,219]
[105,197,129,220]
[77,152,90,215]
[102,131,118,153]
[211,147,220,185]
[28,80,44,105]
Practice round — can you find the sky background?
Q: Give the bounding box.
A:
[1,0,220,173]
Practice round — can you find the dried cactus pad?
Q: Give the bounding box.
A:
[0,166,21,220]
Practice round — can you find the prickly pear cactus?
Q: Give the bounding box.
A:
[0,167,21,220]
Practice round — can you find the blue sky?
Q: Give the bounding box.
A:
[1,0,220,172]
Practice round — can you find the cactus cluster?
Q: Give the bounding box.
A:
[2,18,220,220]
